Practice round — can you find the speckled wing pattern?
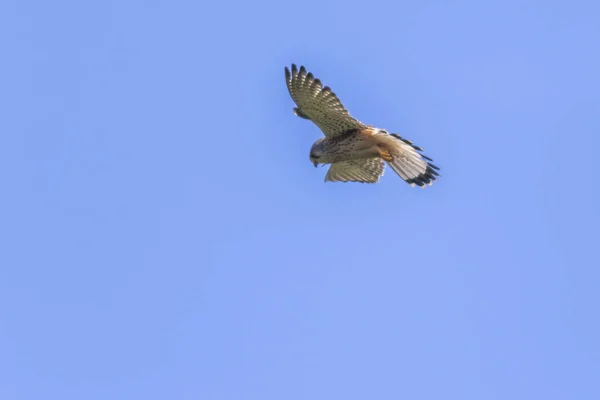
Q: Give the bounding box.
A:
[285,64,366,137]
[325,158,385,183]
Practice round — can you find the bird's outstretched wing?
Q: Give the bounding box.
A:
[285,64,367,138]
[325,158,385,183]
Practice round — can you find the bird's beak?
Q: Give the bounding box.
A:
[312,160,318,168]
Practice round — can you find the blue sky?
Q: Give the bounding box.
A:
[1,0,599,399]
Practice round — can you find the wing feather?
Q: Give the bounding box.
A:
[325,158,385,184]
[285,64,366,138]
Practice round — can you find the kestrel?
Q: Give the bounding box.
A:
[285,64,440,186]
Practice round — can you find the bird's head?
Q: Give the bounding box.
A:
[309,138,325,167]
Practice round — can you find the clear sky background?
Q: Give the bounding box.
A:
[1,0,599,399]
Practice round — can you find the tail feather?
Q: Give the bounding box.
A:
[386,133,440,188]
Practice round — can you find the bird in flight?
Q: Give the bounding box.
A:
[285,64,440,186]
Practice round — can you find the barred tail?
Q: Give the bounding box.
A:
[385,133,440,187]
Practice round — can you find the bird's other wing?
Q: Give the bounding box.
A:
[325,158,385,184]
[285,64,367,138]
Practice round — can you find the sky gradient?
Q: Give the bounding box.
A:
[1,0,599,399]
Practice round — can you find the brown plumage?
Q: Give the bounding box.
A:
[285,64,440,186]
